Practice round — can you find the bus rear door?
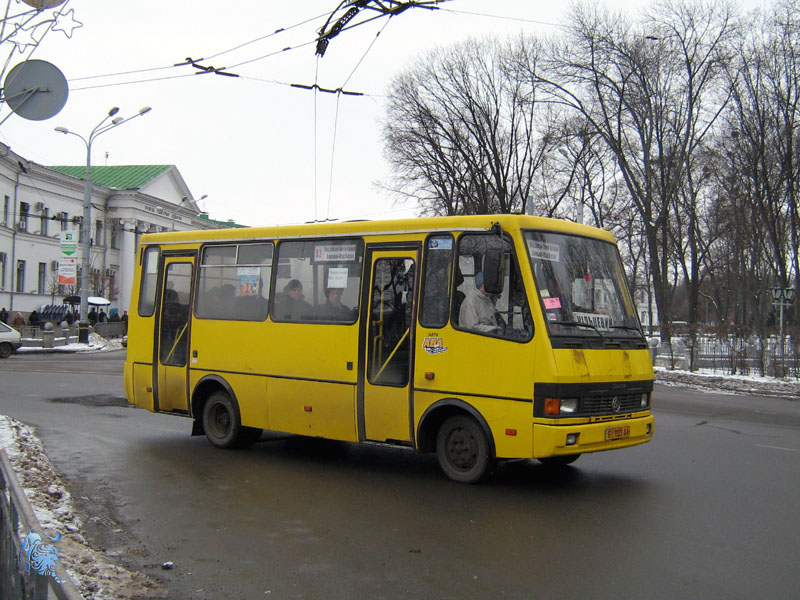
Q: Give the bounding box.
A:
[359,248,418,444]
[155,256,194,413]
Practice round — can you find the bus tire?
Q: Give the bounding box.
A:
[436,415,493,483]
[538,454,580,467]
[202,391,261,449]
[0,343,12,359]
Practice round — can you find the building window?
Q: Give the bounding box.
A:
[38,262,46,294]
[16,260,25,293]
[0,252,6,290]
[41,208,49,236]
[108,266,117,300]
[18,202,29,232]
[110,223,118,249]
[3,195,9,227]
[60,212,69,232]
[95,219,102,247]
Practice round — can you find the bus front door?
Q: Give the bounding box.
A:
[155,258,194,413]
[360,249,418,443]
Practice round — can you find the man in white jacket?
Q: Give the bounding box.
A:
[459,272,500,333]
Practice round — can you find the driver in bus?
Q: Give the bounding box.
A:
[459,272,501,333]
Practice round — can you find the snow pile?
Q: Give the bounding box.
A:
[655,367,800,398]
[0,416,163,599]
[17,332,124,354]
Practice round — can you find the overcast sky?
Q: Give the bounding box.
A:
[0,0,768,227]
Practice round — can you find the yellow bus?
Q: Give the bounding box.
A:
[124,214,654,482]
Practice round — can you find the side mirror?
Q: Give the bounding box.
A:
[483,249,505,295]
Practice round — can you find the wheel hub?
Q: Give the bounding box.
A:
[447,427,477,469]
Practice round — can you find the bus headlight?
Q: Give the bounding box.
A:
[544,397,580,416]
[641,393,650,408]
[560,398,579,415]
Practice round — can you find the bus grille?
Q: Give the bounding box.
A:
[582,393,643,416]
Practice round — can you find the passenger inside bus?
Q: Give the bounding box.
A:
[273,279,312,321]
[316,287,352,321]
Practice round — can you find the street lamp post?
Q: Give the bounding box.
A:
[170,194,206,231]
[55,105,151,343]
[771,286,796,377]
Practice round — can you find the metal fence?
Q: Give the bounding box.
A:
[654,335,799,378]
[0,450,83,600]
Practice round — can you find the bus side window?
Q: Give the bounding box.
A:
[452,234,533,341]
[138,246,160,317]
[160,264,192,366]
[419,234,454,328]
[273,238,363,324]
[195,243,272,321]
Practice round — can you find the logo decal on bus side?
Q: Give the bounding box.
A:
[422,334,448,355]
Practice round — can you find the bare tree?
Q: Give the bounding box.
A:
[522,0,735,346]
[382,37,555,215]
[723,0,799,293]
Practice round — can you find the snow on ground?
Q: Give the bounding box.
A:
[655,367,800,398]
[17,332,124,354]
[0,416,163,599]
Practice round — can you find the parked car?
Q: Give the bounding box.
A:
[0,321,22,358]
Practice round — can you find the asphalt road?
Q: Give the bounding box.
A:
[2,351,799,599]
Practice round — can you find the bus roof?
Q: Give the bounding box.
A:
[139,213,617,245]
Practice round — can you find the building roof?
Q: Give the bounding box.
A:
[48,165,173,190]
[198,214,248,228]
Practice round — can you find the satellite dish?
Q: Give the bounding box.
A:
[21,0,67,8]
[3,59,68,121]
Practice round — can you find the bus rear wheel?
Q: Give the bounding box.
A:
[436,415,493,483]
[202,391,262,449]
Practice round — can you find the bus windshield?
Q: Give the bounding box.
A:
[525,230,641,339]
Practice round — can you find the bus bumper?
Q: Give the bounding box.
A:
[533,414,654,458]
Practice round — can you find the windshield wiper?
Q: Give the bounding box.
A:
[549,320,604,342]
[609,325,643,334]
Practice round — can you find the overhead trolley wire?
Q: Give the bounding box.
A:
[64,10,330,91]
[324,14,394,220]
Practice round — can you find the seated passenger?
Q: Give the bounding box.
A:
[316,287,353,321]
[459,272,501,333]
[273,279,312,321]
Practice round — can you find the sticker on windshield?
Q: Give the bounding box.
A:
[528,240,560,262]
[543,297,561,309]
[573,312,613,330]
[428,238,452,250]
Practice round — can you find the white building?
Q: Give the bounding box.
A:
[0,142,233,318]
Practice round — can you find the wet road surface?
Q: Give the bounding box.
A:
[2,351,799,599]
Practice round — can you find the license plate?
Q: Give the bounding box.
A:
[605,426,630,441]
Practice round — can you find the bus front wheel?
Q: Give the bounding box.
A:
[202,391,262,449]
[436,415,493,483]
